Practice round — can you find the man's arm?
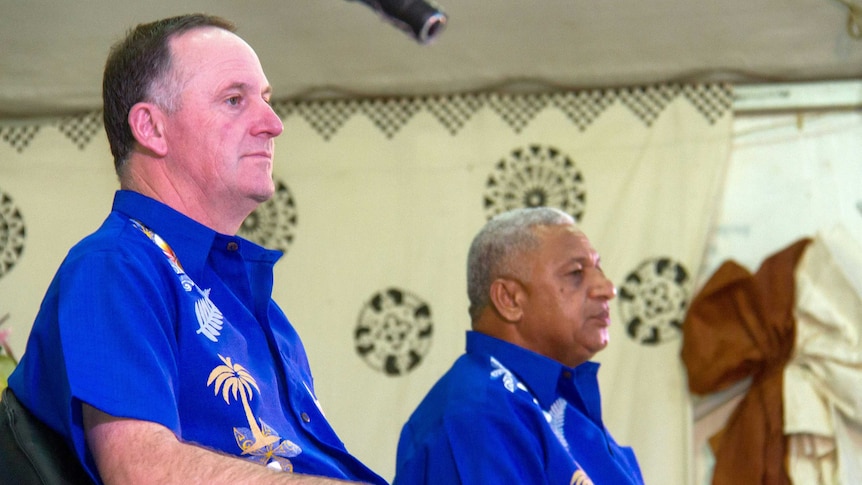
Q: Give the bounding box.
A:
[83,404,360,485]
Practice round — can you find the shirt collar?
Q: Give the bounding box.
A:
[111,190,280,277]
[466,331,599,409]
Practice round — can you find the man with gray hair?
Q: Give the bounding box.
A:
[393,206,644,484]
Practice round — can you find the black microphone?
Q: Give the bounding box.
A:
[347,0,448,44]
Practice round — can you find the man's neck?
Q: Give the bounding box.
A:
[120,162,251,235]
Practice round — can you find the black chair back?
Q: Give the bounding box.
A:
[0,387,95,484]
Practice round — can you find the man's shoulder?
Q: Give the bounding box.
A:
[403,352,551,449]
[409,352,527,420]
[62,212,158,267]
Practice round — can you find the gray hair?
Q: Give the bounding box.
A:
[466,207,575,321]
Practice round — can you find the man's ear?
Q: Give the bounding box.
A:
[127,102,168,157]
[489,278,524,323]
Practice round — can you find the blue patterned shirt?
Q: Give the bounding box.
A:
[10,190,386,485]
[394,331,644,485]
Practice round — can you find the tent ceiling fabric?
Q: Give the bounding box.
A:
[2,0,861,119]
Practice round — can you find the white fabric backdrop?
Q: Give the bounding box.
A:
[694,111,862,485]
[701,112,862,279]
[0,86,734,483]
[264,86,734,482]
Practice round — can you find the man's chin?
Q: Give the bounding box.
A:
[592,334,610,354]
[252,192,273,204]
[251,184,275,203]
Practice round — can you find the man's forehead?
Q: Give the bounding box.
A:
[168,26,250,64]
[171,25,235,45]
[167,27,267,87]
[538,224,597,255]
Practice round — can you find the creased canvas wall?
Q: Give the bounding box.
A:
[693,111,862,485]
[0,84,734,483]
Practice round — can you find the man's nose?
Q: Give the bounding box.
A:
[255,101,284,137]
[589,273,616,300]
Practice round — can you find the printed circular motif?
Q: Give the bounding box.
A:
[238,178,298,253]
[0,190,26,279]
[355,287,433,376]
[617,257,689,345]
[483,144,586,221]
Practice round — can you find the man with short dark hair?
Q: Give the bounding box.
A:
[9,14,386,485]
[394,207,644,484]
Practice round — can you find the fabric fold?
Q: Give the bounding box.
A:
[785,225,862,484]
[682,238,811,485]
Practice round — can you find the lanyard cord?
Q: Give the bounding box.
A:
[130,219,225,342]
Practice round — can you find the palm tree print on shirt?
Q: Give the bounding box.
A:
[207,354,301,470]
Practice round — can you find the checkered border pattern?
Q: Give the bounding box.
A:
[0,84,733,152]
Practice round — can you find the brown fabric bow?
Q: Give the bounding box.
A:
[682,238,811,485]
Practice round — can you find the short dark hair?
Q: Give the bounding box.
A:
[102,13,235,174]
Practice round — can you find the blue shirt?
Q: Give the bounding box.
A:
[9,190,386,485]
[394,331,644,485]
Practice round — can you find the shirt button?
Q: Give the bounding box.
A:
[301,412,310,423]
[226,242,239,251]
[562,371,573,379]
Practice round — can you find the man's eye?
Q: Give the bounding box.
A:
[226,96,241,106]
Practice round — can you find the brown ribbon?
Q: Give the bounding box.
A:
[682,238,811,485]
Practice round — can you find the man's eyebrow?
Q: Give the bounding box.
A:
[222,81,249,92]
[217,82,274,103]
[562,256,588,268]
[221,82,272,95]
[566,255,600,267]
